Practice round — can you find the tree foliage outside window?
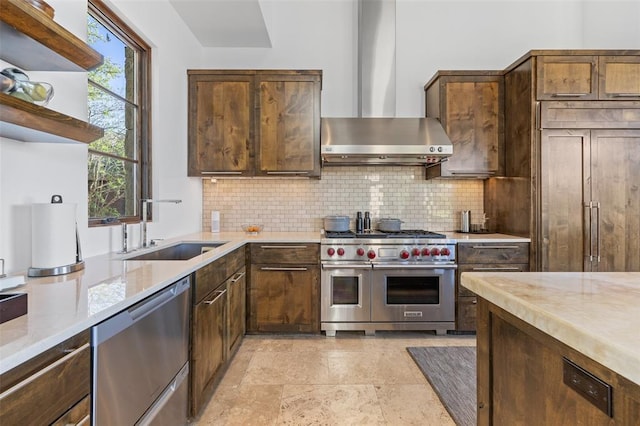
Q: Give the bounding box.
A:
[87,0,150,225]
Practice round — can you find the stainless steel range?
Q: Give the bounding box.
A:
[320,230,456,336]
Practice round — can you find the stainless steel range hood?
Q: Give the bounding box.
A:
[321,0,453,166]
[321,118,453,165]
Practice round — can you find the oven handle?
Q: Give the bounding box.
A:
[372,263,457,270]
[321,263,373,270]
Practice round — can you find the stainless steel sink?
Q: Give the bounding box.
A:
[124,242,227,261]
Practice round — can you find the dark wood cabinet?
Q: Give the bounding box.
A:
[248,243,320,333]
[484,49,640,271]
[188,70,322,178]
[456,243,529,332]
[190,246,245,417]
[0,330,91,425]
[540,128,640,272]
[0,0,104,144]
[477,299,640,425]
[424,71,504,179]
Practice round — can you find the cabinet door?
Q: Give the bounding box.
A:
[440,79,503,177]
[536,56,598,100]
[191,285,226,416]
[249,265,319,332]
[227,268,246,354]
[590,130,640,272]
[255,72,321,177]
[598,56,640,100]
[540,129,590,272]
[188,74,254,176]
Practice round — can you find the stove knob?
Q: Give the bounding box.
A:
[337,248,345,256]
[411,247,421,257]
[400,250,410,260]
[421,247,431,256]
[327,247,335,256]
[367,250,376,260]
[440,247,451,256]
[430,247,441,256]
[356,247,365,257]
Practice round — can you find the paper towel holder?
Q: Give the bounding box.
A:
[28,195,85,277]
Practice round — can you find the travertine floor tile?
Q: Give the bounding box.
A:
[242,351,330,385]
[278,384,386,425]
[375,384,456,425]
[327,350,426,385]
[194,384,282,426]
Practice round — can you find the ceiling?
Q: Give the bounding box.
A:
[169,0,272,47]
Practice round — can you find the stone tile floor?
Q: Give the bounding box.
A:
[191,332,476,425]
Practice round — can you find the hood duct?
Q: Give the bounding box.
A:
[321,0,453,166]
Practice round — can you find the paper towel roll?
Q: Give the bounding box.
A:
[31,202,77,269]
[211,210,220,233]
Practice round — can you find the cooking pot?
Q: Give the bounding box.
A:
[324,215,350,232]
[377,218,403,232]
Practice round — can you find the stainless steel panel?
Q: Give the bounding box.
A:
[138,362,189,426]
[321,266,371,323]
[92,277,190,426]
[371,267,455,322]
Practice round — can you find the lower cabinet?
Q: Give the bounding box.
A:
[190,246,246,418]
[248,243,320,333]
[0,330,91,425]
[456,242,529,332]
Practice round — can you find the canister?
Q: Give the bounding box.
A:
[460,210,471,233]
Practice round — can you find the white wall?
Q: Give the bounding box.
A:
[0,0,203,273]
[1,0,639,273]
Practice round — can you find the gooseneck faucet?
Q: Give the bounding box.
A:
[140,199,182,248]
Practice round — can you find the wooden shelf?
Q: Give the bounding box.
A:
[0,0,103,71]
[0,93,103,143]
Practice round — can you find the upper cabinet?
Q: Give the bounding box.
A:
[188,70,322,178]
[424,71,504,179]
[536,54,640,101]
[0,0,104,143]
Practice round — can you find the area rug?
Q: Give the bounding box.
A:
[406,346,476,426]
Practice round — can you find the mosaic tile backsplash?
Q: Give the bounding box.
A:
[202,166,484,233]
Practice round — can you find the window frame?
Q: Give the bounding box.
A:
[87,0,152,227]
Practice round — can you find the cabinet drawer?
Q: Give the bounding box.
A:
[536,56,598,100]
[458,242,529,264]
[457,263,529,296]
[251,243,319,264]
[0,332,90,425]
[194,255,227,303]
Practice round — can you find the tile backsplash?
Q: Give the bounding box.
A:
[202,166,483,232]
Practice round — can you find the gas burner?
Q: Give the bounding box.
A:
[323,229,447,239]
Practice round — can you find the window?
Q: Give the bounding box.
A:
[87,0,151,226]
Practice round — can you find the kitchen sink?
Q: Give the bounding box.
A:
[124,242,227,261]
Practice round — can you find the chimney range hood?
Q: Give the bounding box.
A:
[321,0,453,166]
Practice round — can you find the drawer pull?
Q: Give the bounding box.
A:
[471,267,522,271]
[201,171,242,175]
[471,245,520,250]
[260,267,308,272]
[611,93,639,97]
[0,343,89,399]
[230,271,246,283]
[260,245,308,249]
[266,171,309,175]
[204,289,227,305]
[77,414,91,425]
[550,93,589,97]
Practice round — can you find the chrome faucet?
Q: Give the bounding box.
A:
[140,199,182,248]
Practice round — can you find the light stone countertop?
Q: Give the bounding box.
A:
[461,272,640,385]
[0,230,528,375]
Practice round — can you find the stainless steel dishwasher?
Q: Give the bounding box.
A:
[92,276,190,425]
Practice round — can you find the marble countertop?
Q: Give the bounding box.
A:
[0,230,528,375]
[461,272,640,385]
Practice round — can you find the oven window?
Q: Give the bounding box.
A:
[332,276,359,305]
[386,276,439,304]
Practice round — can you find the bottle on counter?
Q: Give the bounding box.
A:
[356,211,363,233]
[364,211,371,232]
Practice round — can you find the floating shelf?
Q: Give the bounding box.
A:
[0,0,103,71]
[0,93,103,144]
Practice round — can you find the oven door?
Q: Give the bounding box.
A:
[371,264,455,322]
[321,263,371,322]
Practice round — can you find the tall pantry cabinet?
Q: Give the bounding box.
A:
[484,50,640,272]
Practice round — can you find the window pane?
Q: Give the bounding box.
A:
[88,153,138,219]
[88,85,137,160]
[87,15,136,102]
